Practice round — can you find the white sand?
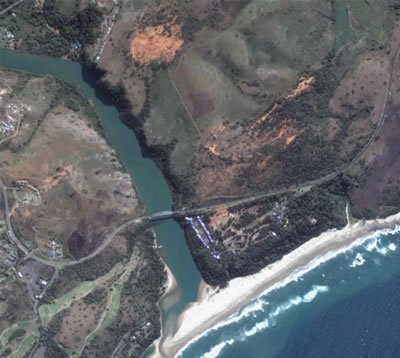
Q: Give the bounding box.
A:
[152,211,400,357]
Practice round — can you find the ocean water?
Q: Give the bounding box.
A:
[179,227,400,358]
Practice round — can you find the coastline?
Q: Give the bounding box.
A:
[155,211,400,357]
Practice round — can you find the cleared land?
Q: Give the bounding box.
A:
[0,70,140,259]
[130,22,184,64]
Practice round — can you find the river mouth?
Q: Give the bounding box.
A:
[0,47,201,347]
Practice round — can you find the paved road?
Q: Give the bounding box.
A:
[2,37,400,269]
[343,37,400,169]
[23,216,146,268]
[0,172,146,268]
[0,179,29,255]
[185,36,400,214]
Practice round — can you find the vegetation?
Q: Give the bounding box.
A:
[0,320,38,358]
[1,0,397,355]
[180,16,203,41]
[40,281,97,324]
[0,1,71,57]
[81,229,166,357]
[0,0,103,57]
[43,336,69,358]
[38,226,165,357]
[82,288,107,305]
[186,184,347,287]
[43,1,103,47]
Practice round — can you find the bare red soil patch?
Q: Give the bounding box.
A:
[130,23,184,64]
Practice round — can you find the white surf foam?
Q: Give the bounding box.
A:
[241,285,328,338]
[177,225,400,357]
[304,285,329,301]
[177,298,269,357]
[201,285,330,356]
[213,296,268,328]
[364,236,399,256]
[350,253,366,268]
[243,319,270,337]
[201,339,234,358]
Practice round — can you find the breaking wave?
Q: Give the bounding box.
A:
[199,285,330,357]
[178,224,400,357]
[202,339,234,358]
[364,236,398,256]
[220,297,268,326]
[242,285,329,339]
[350,253,366,268]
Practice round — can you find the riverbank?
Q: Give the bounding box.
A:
[159,261,178,312]
[156,211,400,357]
[0,48,202,356]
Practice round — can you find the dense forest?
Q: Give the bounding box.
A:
[43,0,103,46]
[184,183,348,287]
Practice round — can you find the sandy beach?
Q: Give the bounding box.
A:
[152,211,400,357]
[158,259,179,314]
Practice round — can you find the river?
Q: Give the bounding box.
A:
[0,48,200,351]
[3,46,400,358]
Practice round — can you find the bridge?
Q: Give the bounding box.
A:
[149,210,174,220]
[146,184,313,222]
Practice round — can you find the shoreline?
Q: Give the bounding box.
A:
[160,261,178,312]
[149,258,178,358]
[155,211,400,357]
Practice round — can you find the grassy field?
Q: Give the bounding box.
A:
[92,0,394,199]
[39,258,127,325]
[134,0,398,206]
[0,320,33,347]
[80,282,124,352]
[0,71,140,259]
[39,281,97,325]
[0,320,39,357]
[79,235,165,358]
[102,283,123,328]
[12,333,37,358]
[334,0,395,66]
[42,246,141,355]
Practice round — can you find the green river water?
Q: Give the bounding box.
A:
[0,48,200,349]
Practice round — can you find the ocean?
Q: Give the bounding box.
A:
[179,226,400,358]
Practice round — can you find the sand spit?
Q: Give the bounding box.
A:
[152,210,400,357]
